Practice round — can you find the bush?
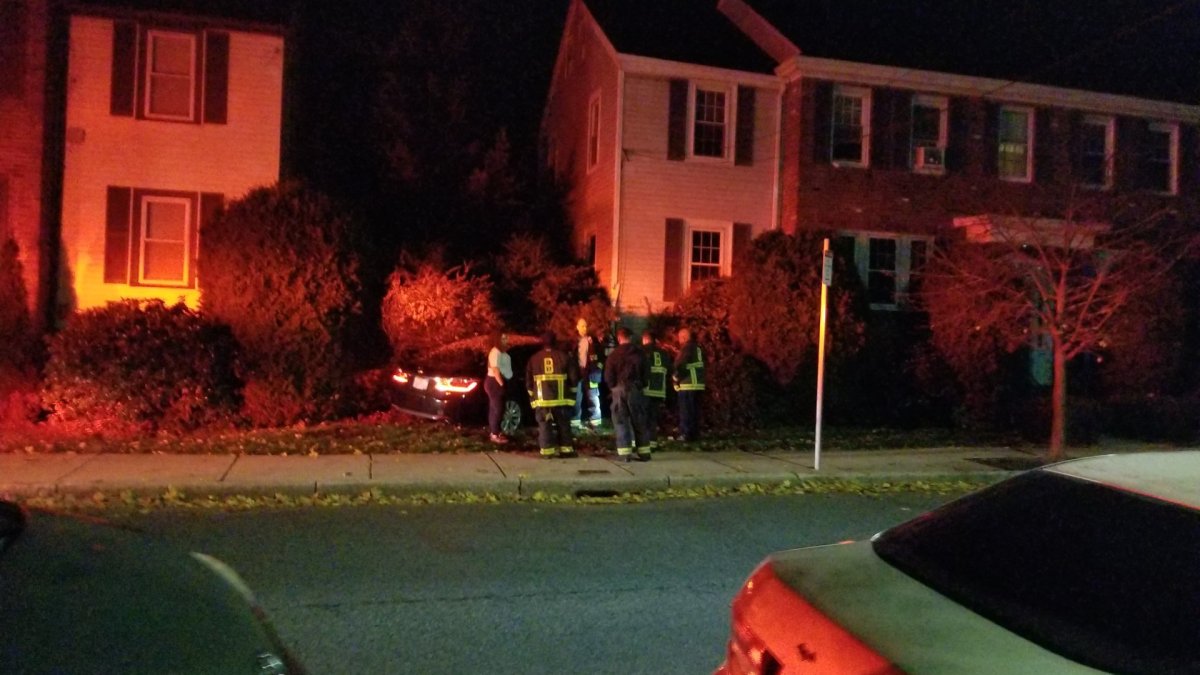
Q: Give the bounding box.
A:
[381,260,499,361]
[41,300,240,431]
[493,234,613,339]
[200,181,364,425]
[0,238,35,371]
[1104,395,1197,443]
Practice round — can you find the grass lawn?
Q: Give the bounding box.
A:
[0,413,1027,456]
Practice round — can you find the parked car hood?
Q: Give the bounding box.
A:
[0,508,292,674]
[767,542,1104,674]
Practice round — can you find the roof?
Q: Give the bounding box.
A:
[749,0,1200,104]
[582,0,777,74]
[1047,452,1200,510]
[69,0,290,31]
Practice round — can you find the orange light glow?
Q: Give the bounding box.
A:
[434,377,478,394]
[392,369,410,385]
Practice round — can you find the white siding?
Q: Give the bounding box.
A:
[60,16,283,310]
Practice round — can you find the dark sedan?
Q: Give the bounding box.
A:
[0,500,304,674]
[389,335,541,435]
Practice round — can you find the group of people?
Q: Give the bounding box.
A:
[483,319,707,460]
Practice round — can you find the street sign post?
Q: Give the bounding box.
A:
[815,239,831,471]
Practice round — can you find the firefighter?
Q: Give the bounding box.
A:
[640,330,670,453]
[605,326,649,461]
[526,331,578,459]
[571,317,603,431]
[673,327,706,442]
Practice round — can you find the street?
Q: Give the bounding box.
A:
[117,493,959,674]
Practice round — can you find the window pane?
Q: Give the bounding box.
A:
[689,230,722,281]
[141,198,188,284]
[868,238,896,304]
[912,105,940,145]
[693,89,727,158]
[145,201,186,240]
[143,242,185,281]
[149,75,191,117]
[998,110,1030,179]
[147,33,193,118]
[152,34,192,75]
[832,93,864,163]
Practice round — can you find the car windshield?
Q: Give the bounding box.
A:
[873,471,1200,675]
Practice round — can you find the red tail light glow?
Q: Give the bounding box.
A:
[435,377,478,394]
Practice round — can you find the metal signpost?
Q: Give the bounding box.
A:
[815,238,832,471]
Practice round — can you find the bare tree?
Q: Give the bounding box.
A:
[924,192,1197,459]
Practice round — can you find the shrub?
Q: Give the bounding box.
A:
[0,238,34,371]
[200,181,364,425]
[492,234,612,339]
[41,300,240,431]
[381,260,499,361]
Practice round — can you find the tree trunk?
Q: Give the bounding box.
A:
[1048,341,1067,461]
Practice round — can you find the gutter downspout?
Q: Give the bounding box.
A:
[771,84,783,230]
[610,67,625,314]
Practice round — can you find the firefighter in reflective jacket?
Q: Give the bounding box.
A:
[640,330,670,453]
[526,332,579,459]
[605,326,650,461]
[672,327,706,442]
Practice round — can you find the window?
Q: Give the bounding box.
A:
[691,84,729,159]
[689,229,723,283]
[144,30,195,120]
[831,86,870,166]
[1145,122,1179,195]
[586,92,601,172]
[910,95,947,172]
[844,233,932,309]
[997,106,1033,181]
[1079,116,1114,189]
[138,194,192,286]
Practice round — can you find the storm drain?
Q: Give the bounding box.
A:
[577,469,612,475]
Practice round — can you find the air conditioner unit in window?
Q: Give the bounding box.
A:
[914,146,945,170]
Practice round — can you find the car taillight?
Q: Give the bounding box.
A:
[392,368,410,385]
[724,577,781,675]
[434,376,478,393]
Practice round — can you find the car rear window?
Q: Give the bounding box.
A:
[873,471,1200,674]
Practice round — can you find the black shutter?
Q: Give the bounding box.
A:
[1116,117,1148,191]
[1180,124,1199,196]
[983,103,1000,177]
[1068,111,1085,181]
[110,21,137,117]
[810,80,833,163]
[735,85,756,166]
[890,90,912,169]
[196,193,224,288]
[870,88,911,169]
[663,218,685,302]
[668,79,688,161]
[732,223,752,276]
[1034,108,1054,185]
[945,97,969,172]
[104,186,133,283]
[203,31,229,124]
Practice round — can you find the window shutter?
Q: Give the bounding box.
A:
[663,218,685,302]
[0,0,27,97]
[810,80,832,163]
[668,79,688,160]
[945,98,968,172]
[1067,111,1085,181]
[203,31,229,124]
[110,21,137,117]
[732,223,752,275]
[104,186,133,283]
[1115,117,1148,191]
[735,85,756,166]
[983,103,1000,177]
[1180,124,1199,196]
[870,88,911,169]
[1034,108,1053,185]
[196,193,224,287]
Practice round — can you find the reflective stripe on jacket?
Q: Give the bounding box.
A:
[526,348,575,408]
[673,342,706,391]
[643,347,669,399]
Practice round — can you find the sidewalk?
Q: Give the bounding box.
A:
[0,446,1055,500]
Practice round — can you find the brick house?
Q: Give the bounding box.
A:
[541,0,790,317]
[0,0,285,325]
[544,0,1200,316]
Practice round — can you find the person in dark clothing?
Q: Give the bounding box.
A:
[604,326,649,461]
[673,327,706,442]
[525,331,578,459]
[640,330,670,453]
[571,317,603,431]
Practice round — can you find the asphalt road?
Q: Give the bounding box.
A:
[117,492,960,674]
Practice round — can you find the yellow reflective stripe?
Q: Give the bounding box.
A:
[677,383,705,391]
[533,373,571,407]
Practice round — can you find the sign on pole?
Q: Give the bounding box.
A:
[815,239,831,471]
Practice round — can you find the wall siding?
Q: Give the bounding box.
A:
[60,16,283,311]
[617,73,779,314]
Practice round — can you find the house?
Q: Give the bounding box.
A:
[543,0,1200,315]
[541,0,789,318]
[0,0,54,328]
[0,0,285,326]
[58,5,284,313]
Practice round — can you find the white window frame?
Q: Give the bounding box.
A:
[586,91,601,174]
[137,194,193,287]
[844,232,933,311]
[682,220,732,291]
[831,85,871,168]
[688,81,732,161]
[1079,115,1115,190]
[910,94,948,174]
[997,105,1035,183]
[143,29,196,122]
[1146,121,1179,195]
